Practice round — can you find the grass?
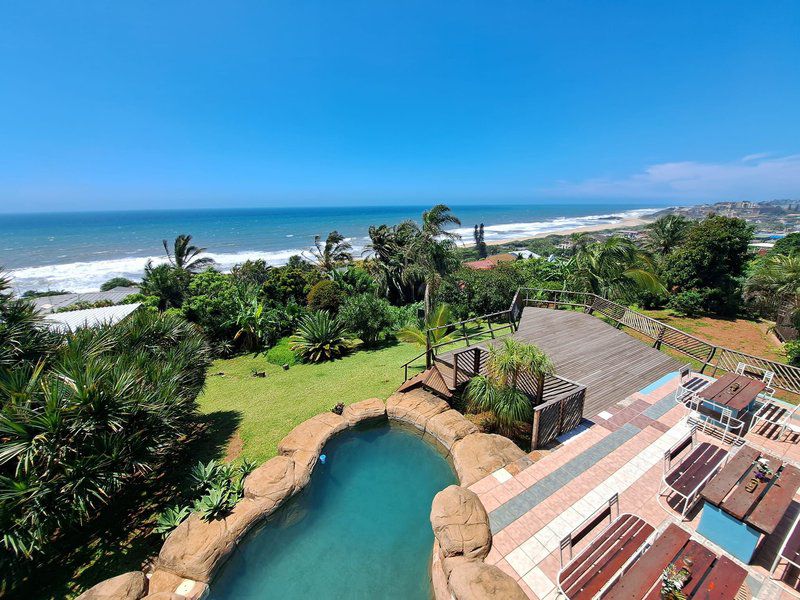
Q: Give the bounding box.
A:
[26,340,424,599]
[198,340,424,463]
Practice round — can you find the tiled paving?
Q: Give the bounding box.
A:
[468,371,800,599]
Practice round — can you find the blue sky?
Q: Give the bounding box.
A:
[1,1,799,213]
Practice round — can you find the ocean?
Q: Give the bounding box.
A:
[0,201,671,292]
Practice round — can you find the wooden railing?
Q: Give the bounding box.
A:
[445,345,586,448]
[519,288,800,397]
[423,309,515,368]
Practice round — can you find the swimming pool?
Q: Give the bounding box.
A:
[208,422,457,599]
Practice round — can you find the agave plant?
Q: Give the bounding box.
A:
[194,483,236,521]
[289,311,350,363]
[154,505,191,538]
[238,458,257,478]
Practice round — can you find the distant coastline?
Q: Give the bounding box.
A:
[0,201,688,292]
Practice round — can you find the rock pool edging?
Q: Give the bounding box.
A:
[79,392,527,600]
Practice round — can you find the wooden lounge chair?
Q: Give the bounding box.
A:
[659,427,728,518]
[676,363,711,403]
[557,494,656,600]
[751,397,799,439]
[771,510,800,581]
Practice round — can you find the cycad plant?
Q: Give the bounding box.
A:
[465,339,554,435]
[289,311,350,363]
[0,307,211,578]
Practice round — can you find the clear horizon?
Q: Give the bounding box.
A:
[1,2,799,213]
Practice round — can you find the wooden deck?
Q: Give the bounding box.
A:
[437,306,680,418]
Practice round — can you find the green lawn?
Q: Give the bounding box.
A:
[198,341,425,463]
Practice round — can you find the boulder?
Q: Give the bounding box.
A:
[450,433,526,486]
[146,570,184,595]
[243,455,295,511]
[342,397,386,425]
[424,410,479,452]
[386,390,449,432]
[430,485,491,560]
[76,571,147,600]
[278,412,347,488]
[447,561,528,600]
[430,541,451,600]
[156,499,264,582]
[142,594,185,600]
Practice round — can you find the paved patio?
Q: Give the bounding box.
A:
[468,371,800,599]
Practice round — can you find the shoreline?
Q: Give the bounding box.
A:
[482,216,652,247]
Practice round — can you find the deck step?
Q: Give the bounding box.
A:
[398,370,428,393]
[422,365,456,399]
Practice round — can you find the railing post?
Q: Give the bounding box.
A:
[654,324,666,349]
[531,408,541,450]
[425,329,432,369]
[453,353,459,388]
[473,347,480,374]
[703,346,717,375]
[488,319,495,338]
[462,323,469,347]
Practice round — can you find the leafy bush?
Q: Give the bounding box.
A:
[668,290,705,317]
[266,337,299,366]
[261,266,319,306]
[307,279,341,314]
[100,277,137,291]
[0,309,211,576]
[181,270,241,343]
[338,293,394,345]
[54,299,115,312]
[785,341,800,367]
[290,310,350,362]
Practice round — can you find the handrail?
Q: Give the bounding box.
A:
[426,309,512,332]
[520,288,800,397]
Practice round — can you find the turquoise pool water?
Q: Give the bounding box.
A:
[208,422,457,599]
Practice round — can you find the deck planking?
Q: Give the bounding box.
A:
[437,307,680,418]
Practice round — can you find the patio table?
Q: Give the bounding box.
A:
[603,523,748,600]
[698,446,800,563]
[697,372,766,417]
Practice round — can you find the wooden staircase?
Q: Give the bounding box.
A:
[398,363,458,400]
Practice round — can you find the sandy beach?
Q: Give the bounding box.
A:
[484,216,652,247]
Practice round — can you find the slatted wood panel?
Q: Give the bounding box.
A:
[514,307,680,417]
[534,400,562,447]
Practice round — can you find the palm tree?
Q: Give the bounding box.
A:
[141,261,187,310]
[163,234,215,274]
[465,339,555,435]
[408,204,461,320]
[363,221,420,303]
[396,303,466,347]
[568,232,592,255]
[745,253,800,321]
[307,231,353,274]
[567,237,664,302]
[644,215,692,256]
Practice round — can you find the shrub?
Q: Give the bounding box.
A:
[290,310,350,362]
[338,293,394,346]
[100,277,137,291]
[265,337,299,366]
[55,299,115,312]
[307,279,341,313]
[0,310,211,576]
[668,290,705,317]
[181,270,241,343]
[785,341,800,367]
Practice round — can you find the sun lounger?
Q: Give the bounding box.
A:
[557,494,655,600]
[659,427,727,518]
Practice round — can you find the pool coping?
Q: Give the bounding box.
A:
[77,392,529,600]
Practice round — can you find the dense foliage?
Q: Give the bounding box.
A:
[289,311,350,362]
[0,296,211,583]
[664,216,754,316]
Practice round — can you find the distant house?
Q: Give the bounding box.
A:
[509,249,541,260]
[463,253,517,271]
[42,302,142,333]
[33,286,140,314]
[748,241,775,256]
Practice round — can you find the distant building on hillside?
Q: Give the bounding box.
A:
[463,253,516,270]
[42,302,142,333]
[33,286,139,314]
